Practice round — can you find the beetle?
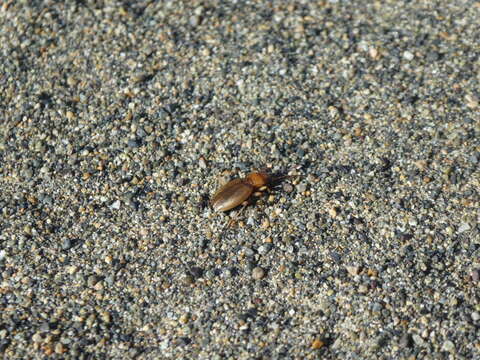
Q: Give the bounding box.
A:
[210,172,272,212]
[210,170,298,216]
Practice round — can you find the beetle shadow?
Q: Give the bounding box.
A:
[198,192,211,210]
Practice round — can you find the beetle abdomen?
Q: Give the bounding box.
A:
[211,179,254,212]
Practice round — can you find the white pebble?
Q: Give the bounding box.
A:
[403,51,414,61]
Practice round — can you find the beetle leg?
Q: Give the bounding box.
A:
[217,202,249,237]
[253,185,270,197]
[252,184,272,198]
[225,201,248,228]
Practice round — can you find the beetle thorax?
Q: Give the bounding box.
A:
[245,172,269,188]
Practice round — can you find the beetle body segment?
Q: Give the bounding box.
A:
[211,178,255,212]
[245,172,269,188]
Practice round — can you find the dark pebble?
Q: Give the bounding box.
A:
[178,337,191,346]
[190,266,203,279]
[62,238,73,250]
[128,139,140,148]
[399,333,413,348]
[0,340,10,353]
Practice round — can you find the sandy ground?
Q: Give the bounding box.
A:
[0,1,479,359]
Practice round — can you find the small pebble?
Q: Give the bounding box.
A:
[199,157,207,169]
[104,275,115,286]
[470,269,480,282]
[110,200,121,210]
[32,333,43,343]
[465,94,478,109]
[101,311,111,324]
[179,314,189,324]
[441,340,455,352]
[403,51,414,60]
[244,248,255,257]
[412,334,424,346]
[190,15,201,27]
[328,207,338,218]
[67,265,79,275]
[62,238,73,250]
[457,222,470,233]
[252,267,265,280]
[283,183,294,193]
[358,284,368,293]
[55,343,66,354]
[345,265,360,276]
[296,183,307,193]
[87,275,100,287]
[258,244,272,255]
[311,339,325,349]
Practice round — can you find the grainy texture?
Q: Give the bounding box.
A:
[1,0,479,359]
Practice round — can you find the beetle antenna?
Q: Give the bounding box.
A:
[270,173,302,185]
[271,166,302,182]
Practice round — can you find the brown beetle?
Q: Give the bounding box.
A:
[211,172,271,212]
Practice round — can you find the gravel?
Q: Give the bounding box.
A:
[1,0,479,359]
